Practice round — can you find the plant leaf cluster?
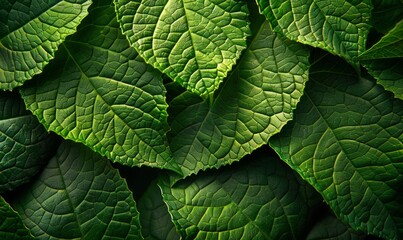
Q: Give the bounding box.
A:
[0,0,402,239]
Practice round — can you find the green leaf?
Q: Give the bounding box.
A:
[256,0,371,68]
[0,0,91,90]
[0,196,33,240]
[12,140,142,239]
[362,58,403,100]
[114,0,250,97]
[159,147,320,239]
[360,20,403,60]
[269,52,403,240]
[306,212,367,240]
[137,180,180,240]
[371,0,403,34]
[168,20,309,178]
[0,91,57,193]
[19,0,179,172]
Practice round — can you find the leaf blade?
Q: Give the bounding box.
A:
[0,196,33,240]
[160,147,321,239]
[359,20,403,60]
[12,140,142,239]
[19,0,178,172]
[270,52,403,239]
[0,0,91,90]
[0,91,57,193]
[168,20,310,177]
[114,0,250,97]
[256,0,371,68]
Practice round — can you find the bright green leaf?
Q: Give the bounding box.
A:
[363,58,403,100]
[306,212,367,240]
[0,91,57,193]
[0,0,91,90]
[0,196,32,240]
[168,20,309,178]
[138,180,180,240]
[160,147,320,239]
[114,0,250,97]
[12,140,142,239]
[256,0,371,68]
[360,20,403,59]
[19,0,179,172]
[269,52,403,240]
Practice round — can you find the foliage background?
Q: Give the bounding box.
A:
[0,0,402,239]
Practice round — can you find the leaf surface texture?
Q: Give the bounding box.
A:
[168,20,309,177]
[114,0,250,97]
[270,52,403,239]
[12,140,142,239]
[256,0,371,68]
[0,0,91,90]
[19,0,178,171]
[0,91,56,192]
[160,148,319,239]
[0,196,32,240]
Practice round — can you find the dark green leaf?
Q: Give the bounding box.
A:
[362,58,403,100]
[0,196,32,240]
[270,52,403,239]
[0,0,91,90]
[360,20,403,59]
[168,20,309,178]
[12,140,142,239]
[19,0,179,172]
[114,0,250,97]
[138,181,180,240]
[0,91,57,193]
[256,0,371,68]
[160,147,320,239]
[370,0,403,34]
[306,212,368,240]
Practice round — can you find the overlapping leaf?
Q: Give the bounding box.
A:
[360,20,403,100]
[360,20,403,60]
[160,148,320,239]
[0,196,32,239]
[19,0,179,171]
[270,52,403,239]
[114,0,250,97]
[306,213,367,240]
[0,0,91,90]
[370,0,403,34]
[12,140,142,239]
[0,91,57,193]
[168,20,310,177]
[256,0,371,68]
[138,181,180,240]
[362,58,403,100]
